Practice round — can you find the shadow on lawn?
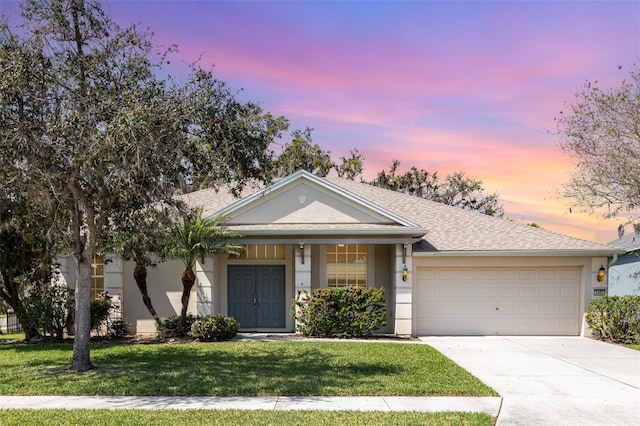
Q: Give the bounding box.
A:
[0,340,497,397]
[86,342,401,396]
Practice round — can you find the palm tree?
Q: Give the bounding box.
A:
[106,205,176,327]
[169,206,241,334]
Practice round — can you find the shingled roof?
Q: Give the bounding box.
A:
[178,172,618,255]
[327,177,616,254]
[608,232,640,253]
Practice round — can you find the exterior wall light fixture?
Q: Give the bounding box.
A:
[596,266,606,282]
[402,264,409,281]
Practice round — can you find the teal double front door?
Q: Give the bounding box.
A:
[228,265,286,329]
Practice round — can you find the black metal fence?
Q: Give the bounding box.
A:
[1,312,21,333]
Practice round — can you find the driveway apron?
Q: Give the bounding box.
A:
[420,336,640,426]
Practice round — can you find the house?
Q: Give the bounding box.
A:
[57,170,622,336]
[607,232,640,296]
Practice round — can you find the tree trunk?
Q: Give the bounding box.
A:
[177,268,196,335]
[15,302,40,341]
[133,263,160,326]
[21,323,41,341]
[71,255,94,372]
[0,274,41,341]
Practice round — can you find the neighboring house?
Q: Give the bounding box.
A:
[57,170,622,336]
[607,232,640,296]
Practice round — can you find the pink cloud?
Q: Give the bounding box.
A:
[104,0,638,244]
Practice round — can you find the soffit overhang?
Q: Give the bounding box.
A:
[413,248,625,257]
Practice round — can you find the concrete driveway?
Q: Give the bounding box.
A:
[420,336,640,426]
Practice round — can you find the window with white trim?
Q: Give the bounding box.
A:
[326,244,367,288]
[231,244,286,260]
[91,254,104,300]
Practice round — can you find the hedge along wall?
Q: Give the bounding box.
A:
[292,286,387,338]
[585,295,640,344]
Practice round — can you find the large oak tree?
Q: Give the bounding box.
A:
[0,171,62,340]
[0,0,287,371]
[555,65,640,233]
[274,128,334,177]
[370,160,504,217]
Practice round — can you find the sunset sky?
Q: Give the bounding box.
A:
[2,0,638,243]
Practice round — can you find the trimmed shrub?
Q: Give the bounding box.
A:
[90,293,112,332]
[586,295,640,344]
[107,319,128,338]
[191,314,239,342]
[292,286,387,338]
[156,314,197,337]
[22,283,74,340]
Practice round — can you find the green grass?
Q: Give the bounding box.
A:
[0,340,497,396]
[0,409,495,426]
[626,344,640,351]
[0,332,23,341]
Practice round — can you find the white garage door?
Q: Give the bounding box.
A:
[416,267,581,336]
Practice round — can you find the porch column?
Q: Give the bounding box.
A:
[583,257,608,336]
[294,244,311,330]
[196,256,215,316]
[295,244,311,293]
[394,243,412,336]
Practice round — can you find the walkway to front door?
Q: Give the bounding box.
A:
[228,265,286,329]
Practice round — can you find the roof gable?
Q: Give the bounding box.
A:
[215,170,421,228]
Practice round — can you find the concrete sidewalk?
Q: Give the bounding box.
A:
[0,395,502,414]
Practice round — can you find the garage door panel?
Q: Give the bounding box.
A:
[539,269,559,280]
[518,304,537,315]
[539,304,558,315]
[561,269,579,280]
[559,303,579,315]
[440,269,477,280]
[437,286,501,297]
[518,287,537,297]
[416,267,581,336]
[539,287,559,297]
[423,318,498,335]
[518,269,538,279]
[499,287,516,297]
[497,270,519,280]
[560,286,578,298]
[422,301,498,316]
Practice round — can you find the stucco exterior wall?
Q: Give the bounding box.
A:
[123,259,193,334]
[55,255,76,290]
[229,181,389,224]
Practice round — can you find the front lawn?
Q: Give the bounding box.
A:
[0,340,497,396]
[0,409,495,426]
[0,332,22,341]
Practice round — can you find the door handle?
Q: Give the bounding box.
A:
[253,294,257,307]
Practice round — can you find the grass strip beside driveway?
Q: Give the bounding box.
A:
[0,409,495,426]
[0,340,496,396]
